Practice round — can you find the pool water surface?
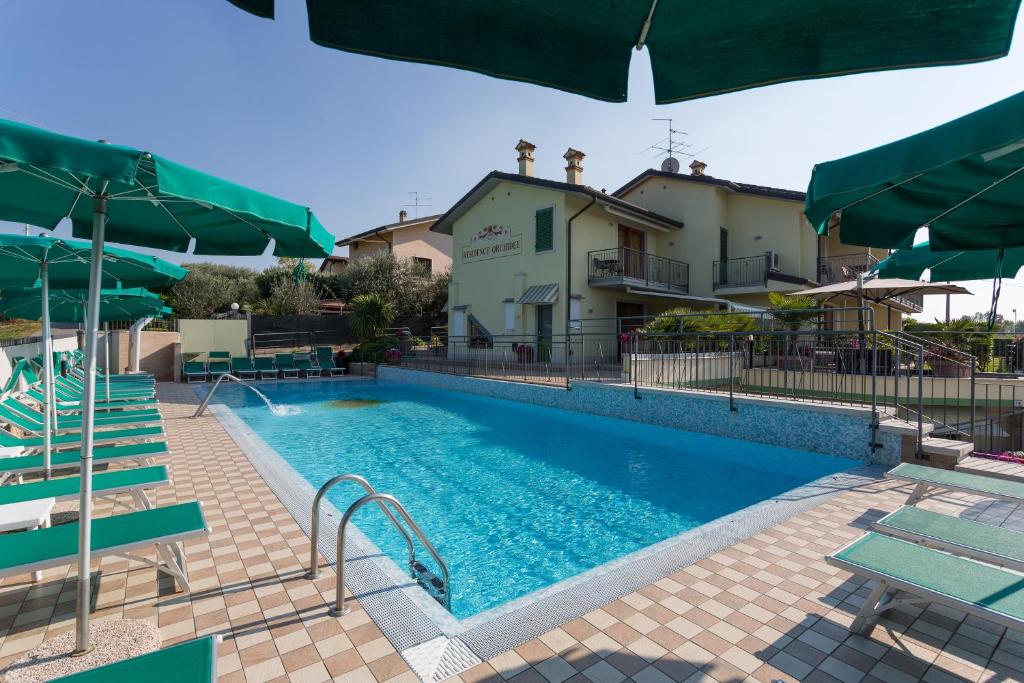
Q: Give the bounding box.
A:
[212,379,857,618]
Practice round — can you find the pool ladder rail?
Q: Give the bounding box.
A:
[306,474,451,616]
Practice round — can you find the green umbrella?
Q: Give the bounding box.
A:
[0,235,185,483]
[227,0,1021,103]
[875,241,1024,281]
[0,117,332,655]
[806,90,1024,251]
[0,286,171,322]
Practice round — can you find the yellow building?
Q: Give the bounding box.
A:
[432,141,914,345]
[336,211,452,274]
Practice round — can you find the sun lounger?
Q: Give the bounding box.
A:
[183,361,207,384]
[294,354,321,378]
[253,356,277,380]
[874,505,1024,573]
[51,634,221,683]
[0,441,169,480]
[315,347,345,377]
[0,501,208,592]
[1,397,161,428]
[231,357,257,381]
[886,462,1024,506]
[0,424,164,452]
[57,376,154,399]
[828,532,1024,636]
[0,401,161,433]
[274,354,299,379]
[0,465,170,510]
[207,358,230,380]
[25,386,158,411]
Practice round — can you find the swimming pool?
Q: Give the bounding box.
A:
[210,379,858,619]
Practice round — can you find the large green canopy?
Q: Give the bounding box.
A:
[0,118,333,256]
[0,287,171,323]
[806,90,1024,251]
[0,234,187,289]
[875,241,1024,281]
[227,0,1021,104]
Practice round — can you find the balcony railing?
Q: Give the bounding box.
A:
[713,254,769,289]
[818,253,880,284]
[588,247,688,293]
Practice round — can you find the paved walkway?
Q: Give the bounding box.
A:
[0,382,1022,682]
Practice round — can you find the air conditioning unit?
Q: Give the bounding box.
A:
[767,251,781,271]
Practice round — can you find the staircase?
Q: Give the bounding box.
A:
[878,416,974,470]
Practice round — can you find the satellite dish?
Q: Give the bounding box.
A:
[661,157,680,173]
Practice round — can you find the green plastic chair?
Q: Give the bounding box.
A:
[274,353,299,379]
[230,357,257,380]
[253,356,277,380]
[182,360,207,384]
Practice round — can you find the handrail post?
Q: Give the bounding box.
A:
[333,492,450,617]
[728,334,736,412]
[917,345,925,458]
[306,474,415,580]
[970,359,977,444]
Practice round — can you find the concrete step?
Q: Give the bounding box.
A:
[921,437,974,461]
[877,417,935,437]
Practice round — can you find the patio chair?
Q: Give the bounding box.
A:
[274,353,300,379]
[293,354,322,378]
[183,360,207,384]
[231,357,257,381]
[253,356,277,380]
[827,532,1024,636]
[0,424,164,452]
[51,634,221,682]
[207,354,231,380]
[316,347,345,377]
[874,505,1024,573]
[0,465,170,510]
[58,375,154,399]
[886,462,1024,506]
[0,501,209,593]
[24,386,158,411]
[0,441,168,481]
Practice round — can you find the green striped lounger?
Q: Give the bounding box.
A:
[51,635,220,682]
[0,465,170,510]
[0,441,169,480]
[886,462,1024,505]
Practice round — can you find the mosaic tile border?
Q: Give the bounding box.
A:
[193,379,884,666]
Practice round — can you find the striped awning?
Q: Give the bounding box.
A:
[516,284,558,305]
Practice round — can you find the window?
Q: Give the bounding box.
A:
[535,207,554,252]
[452,309,466,337]
[413,256,432,273]
[504,300,515,332]
[569,296,582,331]
[351,242,359,250]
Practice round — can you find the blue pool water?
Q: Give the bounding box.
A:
[212,380,856,618]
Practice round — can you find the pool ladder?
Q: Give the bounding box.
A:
[306,474,451,616]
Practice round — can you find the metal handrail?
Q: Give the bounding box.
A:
[192,373,247,417]
[305,474,414,580]
[332,492,450,616]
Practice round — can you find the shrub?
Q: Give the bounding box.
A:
[640,307,758,336]
[351,335,399,362]
[351,293,395,341]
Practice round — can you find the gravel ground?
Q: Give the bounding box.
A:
[1,619,160,682]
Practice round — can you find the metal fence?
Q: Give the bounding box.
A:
[712,254,768,289]
[393,308,1013,456]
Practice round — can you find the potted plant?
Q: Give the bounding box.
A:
[384,348,402,365]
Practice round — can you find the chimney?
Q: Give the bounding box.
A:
[515,139,536,177]
[689,159,707,176]
[564,148,585,185]
[398,209,408,222]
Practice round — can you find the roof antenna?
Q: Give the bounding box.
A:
[642,118,701,173]
[404,191,432,219]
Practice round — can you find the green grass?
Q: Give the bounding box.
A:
[0,319,39,341]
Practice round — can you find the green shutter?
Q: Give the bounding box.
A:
[535,207,554,252]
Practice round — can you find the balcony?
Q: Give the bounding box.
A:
[588,247,689,294]
[817,253,880,284]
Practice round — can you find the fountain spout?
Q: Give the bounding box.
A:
[192,373,294,418]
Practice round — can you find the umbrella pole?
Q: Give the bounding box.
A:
[104,322,110,402]
[40,259,52,480]
[73,190,107,656]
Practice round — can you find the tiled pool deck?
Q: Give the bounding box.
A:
[0,382,1023,682]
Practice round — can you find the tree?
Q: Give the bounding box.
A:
[328,251,449,322]
[767,292,820,331]
[257,280,321,316]
[167,263,260,318]
[351,293,395,341]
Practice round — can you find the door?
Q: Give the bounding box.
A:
[536,305,553,362]
[616,302,646,356]
[618,225,645,279]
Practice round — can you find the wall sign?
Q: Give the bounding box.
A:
[462,224,522,263]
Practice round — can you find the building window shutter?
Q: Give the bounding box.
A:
[535,207,554,252]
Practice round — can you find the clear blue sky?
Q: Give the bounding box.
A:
[1,0,1022,322]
